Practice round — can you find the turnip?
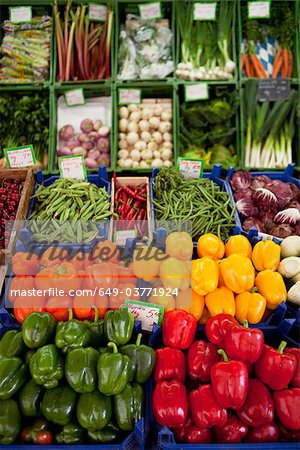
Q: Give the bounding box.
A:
[97,155,110,167]
[66,139,80,149]
[57,146,72,156]
[98,126,110,138]
[119,140,128,150]
[119,106,129,119]
[82,141,94,151]
[81,119,93,133]
[93,120,103,131]
[84,157,98,169]
[88,149,100,160]
[78,133,90,143]
[88,131,99,142]
[118,150,129,159]
[97,137,110,153]
[128,122,139,133]
[141,131,151,143]
[139,120,150,132]
[72,147,87,156]
[59,125,75,141]
[119,119,128,132]
[127,132,139,146]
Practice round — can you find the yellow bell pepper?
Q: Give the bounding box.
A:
[220,254,255,294]
[159,257,190,291]
[175,289,205,321]
[192,257,219,296]
[149,289,175,311]
[225,235,252,258]
[197,233,225,259]
[198,307,211,325]
[165,232,193,261]
[133,246,166,281]
[235,291,266,324]
[205,286,235,317]
[255,269,287,310]
[252,240,281,271]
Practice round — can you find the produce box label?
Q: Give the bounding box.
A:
[193,2,217,21]
[114,229,137,246]
[124,299,164,331]
[184,83,209,101]
[58,155,87,180]
[258,79,291,102]
[88,4,107,22]
[138,2,162,20]
[4,145,36,168]
[177,157,205,179]
[248,1,271,19]
[65,89,85,107]
[9,6,32,24]
[118,89,141,105]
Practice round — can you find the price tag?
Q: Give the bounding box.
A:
[88,4,107,22]
[124,300,164,331]
[248,1,271,19]
[114,229,137,246]
[65,89,85,107]
[258,79,291,101]
[58,156,87,180]
[0,266,7,295]
[9,6,32,23]
[193,2,217,21]
[177,157,205,179]
[118,89,141,105]
[138,2,162,20]
[4,145,36,168]
[184,83,209,101]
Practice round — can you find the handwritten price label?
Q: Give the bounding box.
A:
[65,89,85,107]
[248,1,271,19]
[138,2,162,20]
[89,4,107,22]
[185,83,209,101]
[177,157,204,179]
[193,2,217,21]
[9,6,32,23]
[118,89,141,105]
[124,300,164,331]
[4,145,36,168]
[114,229,137,246]
[58,156,87,180]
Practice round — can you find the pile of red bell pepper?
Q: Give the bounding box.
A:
[152,310,300,444]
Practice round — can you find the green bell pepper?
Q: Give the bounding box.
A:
[98,346,113,355]
[18,379,44,417]
[85,306,105,347]
[0,330,26,357]
[22,312,56,349]
[55,309,91,353]
[114,383,144,431]
[87,422,119,443]
[104,310,134,346]
[42,385,77,426]
[77,391,112,431]
[0,356,27,399]
[120,333,156,384]
[65,347,99,393]
[0,399,21,444]
[29,344,64,389]
[98,342,131,395]
[24,349,36,364]
[56,423,85,444]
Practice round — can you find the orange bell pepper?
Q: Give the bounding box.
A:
[205,286,235,317]
[192,257,219,296]
[197,233,225,259]
[251,240,281,271]
[255,270,287,310]
[165,232,193,261]
[219,254,255,294]
[175,289,205,321]
[225,235,252,258]
[133,246,165,281]
[235,290,266,324]
[160,257,190,291]
[12,252,39,276]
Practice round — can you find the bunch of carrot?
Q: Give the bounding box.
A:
[242,52,268,78]
[54,0,113,82]
[272,48,293,79]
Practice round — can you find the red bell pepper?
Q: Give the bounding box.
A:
[245,423,280,443]
[284,347,300,387]
[214,412,248,443]
[255,341,297,391]
[278,422,300,442]
[211,349,248,410]
[172,416,192,443]
[162,310,197,350]
[184,425,212,444]
[189,385,227,429]
[205,314,238,347]
[273,388,300,431]
[153,380,188,428]
[224,320,264,364]
[154,347,186,383]
[237,379,274,427]
[187,340,219,382]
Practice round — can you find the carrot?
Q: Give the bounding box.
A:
[282,48,289,77]
[241,53,247,71]
[272,55,283,79]
[273,49,282,68]
[256,58,268,78]
[287,51,293,78]
[250,55,263,78]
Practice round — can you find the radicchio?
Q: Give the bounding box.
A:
[242,217,265,232]
[260,212,276,233]
[236,198,256,218]
[270,224,293,239]
[234,189,253,202]
[252,188,278,211]
[287,183,300,202]
[231,171,252,192]
[274,208,300,225]
[250,175,271,189]
[286,200,300,213]
[265,180,293,208]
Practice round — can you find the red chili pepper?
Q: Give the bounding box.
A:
[205,314,238,347]
[184,425,212,444]
[115,186,123,201]
[162,310,197,350]
[138,185,147,195]
[278,422,300,442]
[211,349,249,410]
[136,209,145,220]
[255,341,297,391]
[154,347,186,383]
[237,379,274,427]
[284,347,300,387]
[246,423,280,443]
[224,320,264,364]
[214,412,248,443]
[153,380,188,428]
[273,388,300,431]
[187,340,220,382]
[125,206,137,221]
[123,185,146,202]
[189,384,227,429]
[120,203,131,220]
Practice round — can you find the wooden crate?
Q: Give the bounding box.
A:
[0,169,35,265]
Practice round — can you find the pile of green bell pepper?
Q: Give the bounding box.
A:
[0,309,155,445]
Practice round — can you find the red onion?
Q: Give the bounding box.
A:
[59,125,75,141]
[57,147,72,156]
[231,171,252,191]
[80,119,93,134]
[274,208,300,225]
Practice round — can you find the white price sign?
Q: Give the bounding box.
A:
[4,145,36,168]
[193,2,217,21]
[114,229,137,246]
[185,83,209,101]
[58,156,87,180]
[177,158,204,179]
[9,7,32,23]
[248,1,271,19]
[118,89,141,105]
[89,4,107,22]
[124,300,164,332]
[65,89,85,107]
[139,2,162,20]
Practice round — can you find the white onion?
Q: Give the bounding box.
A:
[141,149,153,160]
[135,140,147,151]
[140,161,150,168]
[152,131,163,144]
[159,121,172,133]
[163,160,172,167]
[163,132,172,142]
[132,161,140,168]
[119,140,128,150]
[149,116,160,129]
[129,111,141,122]
[128,122,139,133]
[126,132,139,145]
[151,158,163,168]
[142,108,153,120]
[141,131,151,143]
[163,141,173,150]
[119,106,129,119]
[128,104,139,113]
[139,120,150,132]
[161,149,173,161]
[161,111,172,121]
[119,119,128,132]
[118,150,129,159]
[148,141,158,152]
[131,149,141,162]
[123,159,133,168]
[154,106,163,117]
[119,132,126,140]
[118,158,125,167]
